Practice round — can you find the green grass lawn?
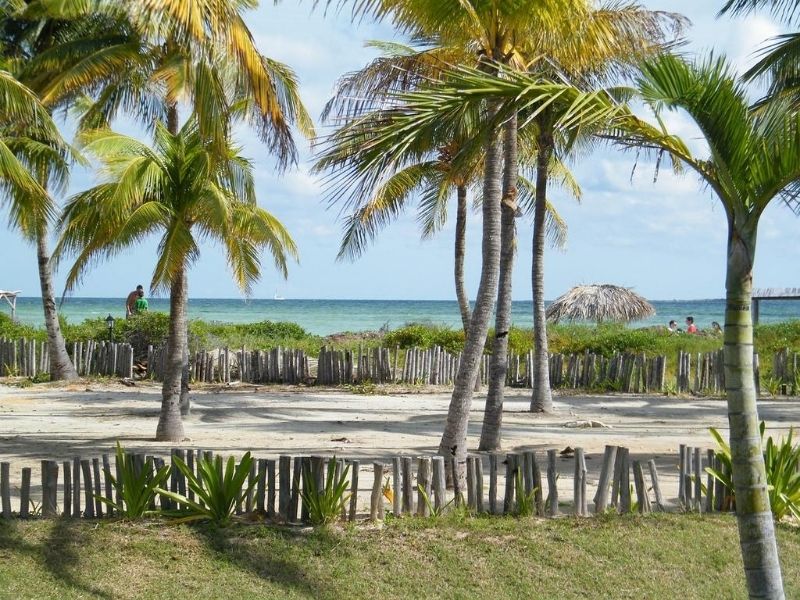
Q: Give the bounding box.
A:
[0,514,797,599]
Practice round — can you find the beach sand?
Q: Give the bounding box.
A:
[1,381,797,512]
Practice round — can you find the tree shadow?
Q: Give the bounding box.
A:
[0,517,112,599]
[193,522,343,599]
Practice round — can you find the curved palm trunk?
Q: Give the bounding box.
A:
[156,265,187,441]
[530,119,554,412]
[455,184,471,334]
[438,103,503,484]
[479,114,518,451]
[36,229,78,381]
[725,221,784,599]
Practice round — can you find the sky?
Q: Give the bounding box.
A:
[1,1,797,303]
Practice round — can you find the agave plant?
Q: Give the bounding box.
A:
[300,457,350,527]
[707,423,800,521]
[97,442,171,519]
[157,452,258,526]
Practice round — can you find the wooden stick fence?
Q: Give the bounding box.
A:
[4,336,795,397]
[0,444,734,523]
[0,337,133,378]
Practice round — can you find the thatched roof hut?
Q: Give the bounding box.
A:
[546,284,655,324]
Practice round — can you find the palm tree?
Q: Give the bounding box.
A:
[614,54,793,599]
[0,65,68,240]
[719,0,800,107]
[14,0,311,412]
[326,0,602,480]
[0,4,102,381]
[57,119,298,441]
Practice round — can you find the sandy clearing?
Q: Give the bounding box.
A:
[1,381,798,510]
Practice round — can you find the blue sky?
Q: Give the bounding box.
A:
[1,1,797,302]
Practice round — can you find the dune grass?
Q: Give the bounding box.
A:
[0,514,798,599]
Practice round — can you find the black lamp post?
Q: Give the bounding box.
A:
[105,314,115,342]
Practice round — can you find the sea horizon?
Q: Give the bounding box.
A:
[5,296,799,336]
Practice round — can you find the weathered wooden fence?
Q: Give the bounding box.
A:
[0,444,733,522]
[4,336,797,396]
[0,337,49,377]
[147,345,310,384]
[0,337,133,378]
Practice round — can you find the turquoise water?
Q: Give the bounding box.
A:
[6,297,800,336]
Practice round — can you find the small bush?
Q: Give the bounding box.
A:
[0,313,43,341]
[384,323,465,354]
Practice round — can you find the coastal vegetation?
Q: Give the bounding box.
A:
[4,311,800,378]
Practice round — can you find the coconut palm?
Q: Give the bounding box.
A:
[0,3,105,381]
[614,53,794,599]
[0,66,67,238]
[57,119,298,441]
[316,68,571,337]
[720,1,800,108]
[11,0,311,410]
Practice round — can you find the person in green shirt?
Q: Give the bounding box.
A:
[134,290,148,313]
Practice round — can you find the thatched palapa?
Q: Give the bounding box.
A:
[546,284,655,324]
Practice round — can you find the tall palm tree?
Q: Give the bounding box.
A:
[518,4,684,415]
[0,2,105,380]
[327,0,600,481]
[57,119,298,441]
[617,54,792,600]
[15,0,311,412]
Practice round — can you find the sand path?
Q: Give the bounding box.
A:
[1,381,798,510]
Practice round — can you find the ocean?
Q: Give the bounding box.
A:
[7,296,800,336]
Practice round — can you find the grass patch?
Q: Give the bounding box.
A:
[0,514,797,599]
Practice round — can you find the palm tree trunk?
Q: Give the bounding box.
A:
[437,103,503,483]
[530,117,553,413]
[725,222,784,599]
[455,184,471,334]
[165,102,191,417]
[36,228,78,381]
[156,265,187,442]
[479,114,518,451]
[179,270,190,416]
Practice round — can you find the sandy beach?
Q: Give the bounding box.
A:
[1,381,798,511]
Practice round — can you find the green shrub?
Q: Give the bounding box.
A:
[0,313,44,341]
[97,442,171,519]
[158,452,258,526]
[706,423,800,521]
[384,323,465,354]
[300,457,350,527]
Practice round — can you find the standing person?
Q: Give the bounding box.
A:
[126,285,143,318]
[134,289,149,314]
[685,316,697,334]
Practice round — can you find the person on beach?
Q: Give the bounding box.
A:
[685,316,698,334]
[711,321,722,335]
[667,320,679,332]
[126,285,144,318]
[134,289,149,314]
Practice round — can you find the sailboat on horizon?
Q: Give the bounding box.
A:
[273,289,285,301]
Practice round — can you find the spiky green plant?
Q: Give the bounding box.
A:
[300,457,350,527]
[156,452,258,526]
[97,442,171,519]
[707,423,800,521]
